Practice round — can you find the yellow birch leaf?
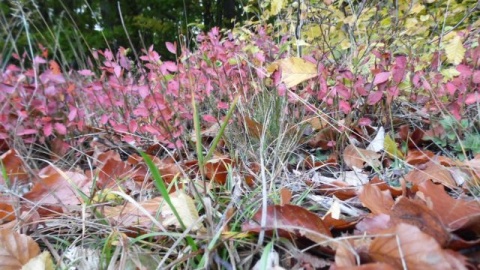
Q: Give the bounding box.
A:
[445,36,465,65]
[269,57,317,88]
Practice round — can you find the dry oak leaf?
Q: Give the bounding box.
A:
[369,223,467,270]
[0,228,41,270]
[343,144,381,170]
[404,160,457,188]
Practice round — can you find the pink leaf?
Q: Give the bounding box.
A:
[373,72,390,85]
[33,56,47,64]
[68,107,77,121]
[160,61,178,75]
[422,79,432,90]
[167,80,179,97]
[166,42,177,54]
[54,123,67,135]
[78,69,94,76]
[112,123,128,133]
[358,117,372,126]
[457,64,472,77]
[446,82,456,96]
[465,93,479,105]
[18,129,38,136]
[277,84,287,96]
[367,91,383,105]
[100,115,109,125]
[473,71,480,84]
[217,102,229,110]
[43,123,52,137]
[202,115,217,123]
[129,120,138,133]
[0,83,15,94]
[339,100,351,114]
[142,125,160,135]
[114,66,122,77]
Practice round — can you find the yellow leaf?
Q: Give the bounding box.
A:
[295,39,311,47]
[409,3,425,14]
[340,39,351,50]
[441,67,461,81]
[445,36,465,65]
[270,0,283,16]
[22,251,54,270]
[384,134,404,159]
[270,57,317,88]
[161,190,204,231]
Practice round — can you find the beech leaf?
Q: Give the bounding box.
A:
[369,223,467,270]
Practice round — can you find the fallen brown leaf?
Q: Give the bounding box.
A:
[343,144,381,170]
[369,223,467,270]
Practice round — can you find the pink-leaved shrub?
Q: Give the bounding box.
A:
[0,27,478,150]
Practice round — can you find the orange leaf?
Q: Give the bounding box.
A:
[343,144,381,170]
[390,197,450,247]
[369,223,467,270]
[323,212,358,230]
[405,149,434,165]
[404,160,457,188]
[0,149,30,185]
[23,165,90,206]
[0,228,41,269]
[0,200,15,223]
[242,204,332,243]
[244,116,263,139]
[95,150,136,188]
[280,187,292,205]
[49,60,61,75]
[331,263,396,270]
[358,183,394,215]
[204,156,233,184]
[417,180,480,232]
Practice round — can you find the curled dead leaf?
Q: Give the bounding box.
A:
[343,145,381,170]
[242,204,332,244]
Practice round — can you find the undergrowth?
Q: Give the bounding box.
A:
[1,0,480,269]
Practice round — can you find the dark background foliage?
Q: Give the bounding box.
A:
[0,0,247,67]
